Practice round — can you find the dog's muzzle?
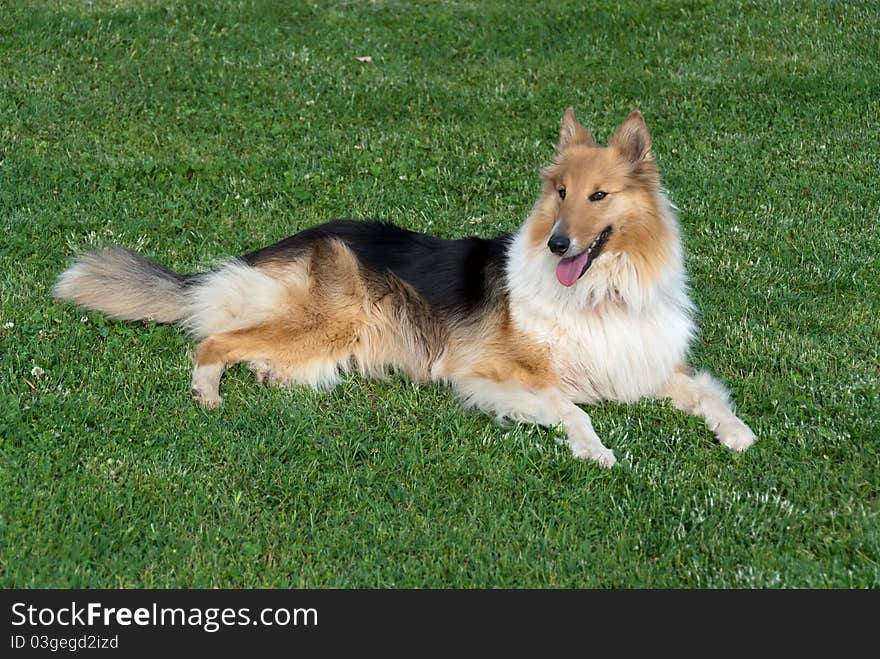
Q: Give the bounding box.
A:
[547,232,571,256]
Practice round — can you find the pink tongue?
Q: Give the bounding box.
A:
[556,251,590,287]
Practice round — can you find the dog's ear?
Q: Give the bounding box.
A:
[557,107,594,152]
[609,110,653,164]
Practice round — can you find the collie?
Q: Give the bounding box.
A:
[55,109,755,467]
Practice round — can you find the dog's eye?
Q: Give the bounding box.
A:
[589,191,607,202]
[557,186,566,200]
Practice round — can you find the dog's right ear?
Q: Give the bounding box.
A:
[557,107,594,152]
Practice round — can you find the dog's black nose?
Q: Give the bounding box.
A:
[547,233,571,255]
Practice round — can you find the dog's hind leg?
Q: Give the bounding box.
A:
[661,369,756,451]
[191,359,226,408]
[247,360,274,385]
[453,377,617,468]
[191,334,237,408]
[246,359,295,387]
[191,318,360,407]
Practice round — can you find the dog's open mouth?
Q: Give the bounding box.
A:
[555,226,612,287]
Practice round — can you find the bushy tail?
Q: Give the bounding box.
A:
[54,247,193,323]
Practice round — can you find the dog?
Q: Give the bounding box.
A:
[54,108,756,467]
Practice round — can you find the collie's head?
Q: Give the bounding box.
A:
[517,108,682,309]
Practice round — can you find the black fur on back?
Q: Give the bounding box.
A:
[241,220,512,315]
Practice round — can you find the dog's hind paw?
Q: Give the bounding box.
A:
[249,361,272,385]
[191,363,224,408]
[192,387,221,409]
[716,419,756,452]
[248,360,294,388]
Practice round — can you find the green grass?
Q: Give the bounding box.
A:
[1,0,878,588]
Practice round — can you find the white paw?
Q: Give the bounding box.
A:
[716,419,756,452]
[570,441,617,468]
[248,361,294,388]
[248,360,272,385]
[191,386,221,409]
[191,363,224,409]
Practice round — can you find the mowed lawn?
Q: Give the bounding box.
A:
[1,0,877,588]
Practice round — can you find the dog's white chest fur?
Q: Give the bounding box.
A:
[541,299,691,403]
[506,232,694,403]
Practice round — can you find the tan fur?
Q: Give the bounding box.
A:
[56,108,756,468]
[191,240,448,405]
[436,306,556,390]
[189,237,554,410]
[531,110,673,289]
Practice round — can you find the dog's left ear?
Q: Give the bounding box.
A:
[609,110,653,164]
[557,107,594,152]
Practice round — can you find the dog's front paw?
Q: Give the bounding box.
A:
[716,419,756,452]
[570,441,617,468]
